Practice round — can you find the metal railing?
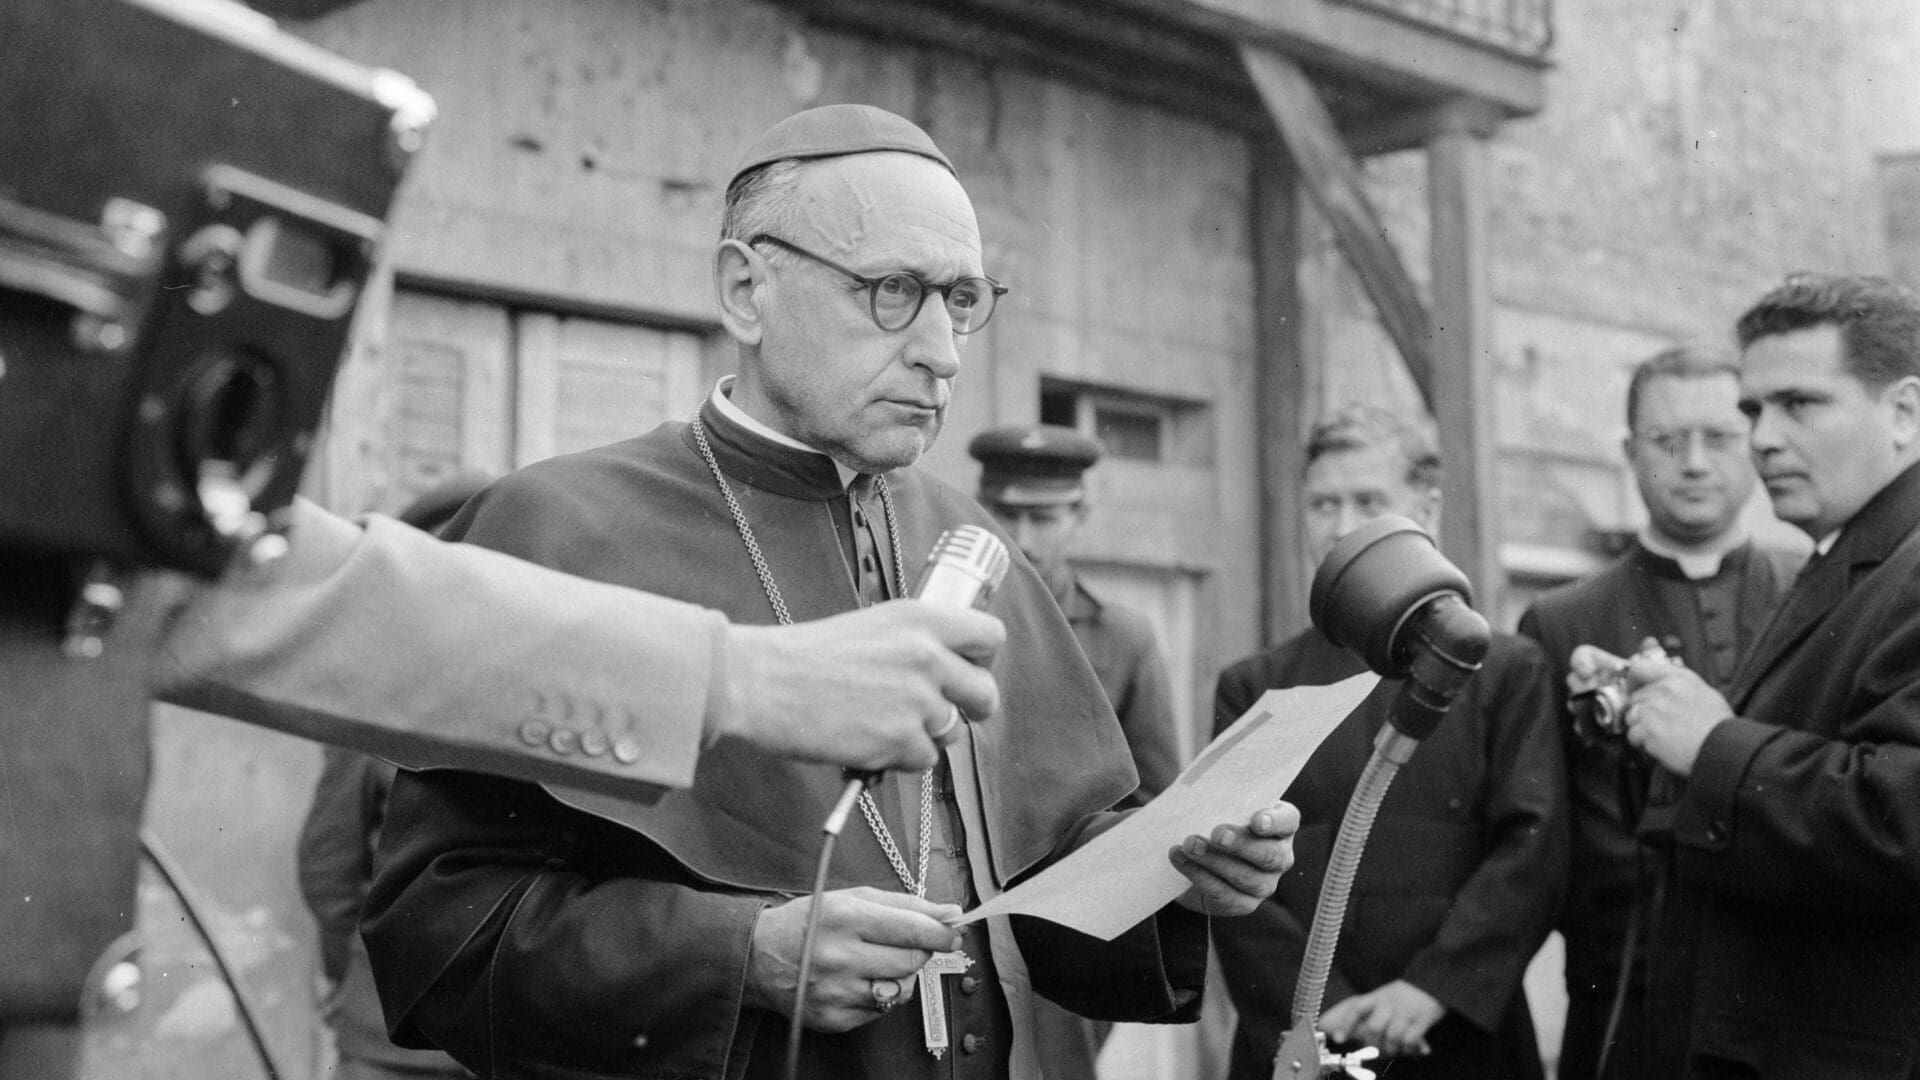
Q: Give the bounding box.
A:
[1330,0,1553,60]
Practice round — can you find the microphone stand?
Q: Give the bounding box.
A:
[1272,519,1489,1080]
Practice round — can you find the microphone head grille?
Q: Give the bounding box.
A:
[930,524,1011,592]
[921,522,1013,595]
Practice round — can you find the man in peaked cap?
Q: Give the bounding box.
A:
[970,424,1183,809]
[970,423,1185,1079]
[365,104,1298,1080]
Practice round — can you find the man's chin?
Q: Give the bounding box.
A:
[841,431,934,474]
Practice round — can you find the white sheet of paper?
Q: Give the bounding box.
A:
[952,672,1378,940]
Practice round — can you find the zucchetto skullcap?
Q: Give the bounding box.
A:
[728,104,954,188]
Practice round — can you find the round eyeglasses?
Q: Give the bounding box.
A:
[748,234,1007,335]
[1635,426,1750,459]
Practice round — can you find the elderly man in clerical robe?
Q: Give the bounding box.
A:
[363,104,1297,1080]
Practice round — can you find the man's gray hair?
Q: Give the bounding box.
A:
[720,160,807,247]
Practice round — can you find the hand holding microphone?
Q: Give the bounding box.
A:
[830,525,1010,827]
[711,524,1008,776]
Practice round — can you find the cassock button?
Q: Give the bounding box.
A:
[959,975,980,995]
[613,737,643,764]
[1706,820,1729,844]
[853,508,867,527]
[580,730,610,757]
[961,1034,984,1054]
[861,554,876,574]
[549,728,579,755]
[519,720,550,747]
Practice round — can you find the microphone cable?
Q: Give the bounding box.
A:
[784,771,877,1080]
[140,828,287,1080]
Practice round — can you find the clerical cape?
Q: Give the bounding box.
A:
[363,399,1207,1080]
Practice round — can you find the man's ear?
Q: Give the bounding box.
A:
[714,239,765,347]
[1886,375,1920,452]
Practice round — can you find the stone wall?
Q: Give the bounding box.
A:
[1303,0,1920,619]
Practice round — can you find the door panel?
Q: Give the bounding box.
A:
[516,313,707,466]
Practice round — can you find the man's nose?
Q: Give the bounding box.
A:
[1747,408,1784,455]
[1010,515,1039,551]
[1679,433,1713,472]
[903,299,963,380]
[1333,504,1365,540]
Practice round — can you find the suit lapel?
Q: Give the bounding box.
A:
[1725,551,1847,707]
[1728,461,1920,707]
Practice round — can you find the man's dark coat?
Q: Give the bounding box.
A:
[1667,460,1920,1079]
[362,400,1206,1080]
[1518,540,1797,1080]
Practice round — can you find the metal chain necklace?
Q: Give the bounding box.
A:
[690,416,934,898]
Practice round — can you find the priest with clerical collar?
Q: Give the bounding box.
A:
[363,104,1297,1080]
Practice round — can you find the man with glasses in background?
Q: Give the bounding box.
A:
[1519,347,1802,1080]
[364,104,1297,1080]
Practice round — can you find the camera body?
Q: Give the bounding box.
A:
[0,0,431,576]
[1568,638,1679,746]
[1570,669,1633,742]
[1,0,432,1031]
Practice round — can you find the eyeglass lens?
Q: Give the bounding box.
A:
[871,273,997,333]
[1640,427,1748,457]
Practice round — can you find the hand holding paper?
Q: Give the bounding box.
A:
[1166,799,1301,917]
[954,672,1378,939]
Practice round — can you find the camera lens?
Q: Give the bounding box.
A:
[173,348,284,482]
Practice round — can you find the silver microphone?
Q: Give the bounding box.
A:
[912,524,1011,611]
[824,524,1010,835]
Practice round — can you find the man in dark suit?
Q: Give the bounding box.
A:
[1622,273,1920,1080]
[1213,406,1567,1080]
[1517,347,1801,1080]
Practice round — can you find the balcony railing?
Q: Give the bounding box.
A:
[1330,0,1553,60]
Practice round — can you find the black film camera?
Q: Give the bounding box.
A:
[0,0,432,577]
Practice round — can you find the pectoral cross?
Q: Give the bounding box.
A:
[918,949,972,1058]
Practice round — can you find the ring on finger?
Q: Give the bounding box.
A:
[930,707,961,742]
[870,977,902,1012]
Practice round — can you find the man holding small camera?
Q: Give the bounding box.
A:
[1614,274,1920,1079]
[1517,346,1801,1080]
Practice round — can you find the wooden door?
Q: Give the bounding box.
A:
[326,290,713,516]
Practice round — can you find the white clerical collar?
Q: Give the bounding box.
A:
[710,376,859,490]
[1638,527,1749,581]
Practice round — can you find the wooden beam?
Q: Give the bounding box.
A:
[1241,43,1435,411]
[1252,142,1313,643]
[1427,101,1502,607]
[1339,96,1503,157]
[1111,0,1548,115]
[782,0,1270,135]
